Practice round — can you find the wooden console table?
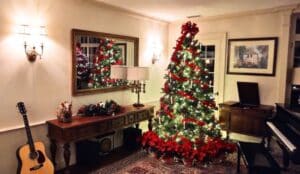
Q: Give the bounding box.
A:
[219,101,273,138]
[46,105,154,171]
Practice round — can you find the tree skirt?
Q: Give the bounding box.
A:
[92,142,300,174]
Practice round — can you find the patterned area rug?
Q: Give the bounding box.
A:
[93,142,300,174]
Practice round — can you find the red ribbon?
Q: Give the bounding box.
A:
[177,91,196,101]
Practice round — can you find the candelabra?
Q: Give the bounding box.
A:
[110,65,149,108]
[130,80,146,107]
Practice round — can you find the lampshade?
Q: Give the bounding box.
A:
[292,68,300,85]
[127,67,149,81]
[110,65,127,79]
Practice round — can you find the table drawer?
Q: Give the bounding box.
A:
[125,114,135,125]
[62,122,111,141]
[136,110,149,121]
[112,117,125,129]
[62,125,97,141]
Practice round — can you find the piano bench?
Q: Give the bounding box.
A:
[237,141,281,174]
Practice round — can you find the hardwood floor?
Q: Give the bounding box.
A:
[56,146,139,174]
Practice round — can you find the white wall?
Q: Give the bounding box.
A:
[169,7,294,105]
[0,0,168,172]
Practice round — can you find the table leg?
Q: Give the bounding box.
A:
[148,119,152,131]
[227,112,231,140]
[50,139,57,167]
[63,143,71,173]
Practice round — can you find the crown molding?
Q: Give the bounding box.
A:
[172,3,300,24]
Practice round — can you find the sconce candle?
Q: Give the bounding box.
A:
[19,25,47,62]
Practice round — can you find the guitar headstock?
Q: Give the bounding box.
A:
[17,102,27,115]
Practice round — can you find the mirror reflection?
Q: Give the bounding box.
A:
[72,29,138,95]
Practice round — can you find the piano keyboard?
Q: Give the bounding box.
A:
[266,122,296,152]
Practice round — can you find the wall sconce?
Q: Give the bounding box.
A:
[19,25,47,62]
[151,42,161,64]
[152,53,159,64]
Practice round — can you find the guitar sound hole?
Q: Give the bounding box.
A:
[37,150,46,163]
[29,150,45,164]
[29,151,38,160]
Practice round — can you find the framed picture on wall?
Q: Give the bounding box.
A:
[227,37,278,76]
[115,43,127,65]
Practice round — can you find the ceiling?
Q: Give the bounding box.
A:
[96,0,300,22]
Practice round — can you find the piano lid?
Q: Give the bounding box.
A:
[276,103,300,119]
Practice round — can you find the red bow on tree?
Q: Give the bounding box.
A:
[181,21,199,36]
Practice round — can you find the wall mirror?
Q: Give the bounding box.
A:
[72,29,139,95]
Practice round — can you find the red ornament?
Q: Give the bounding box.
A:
[186,61,196,69]
[201,83,209,90]
[114,59,123,65]
[163,82,170,93]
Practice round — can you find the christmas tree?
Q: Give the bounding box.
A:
[88,38,125,88]
[142,22,235,164]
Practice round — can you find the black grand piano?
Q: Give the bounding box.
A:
[266,103,300,168]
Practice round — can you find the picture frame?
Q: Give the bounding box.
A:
[227,37,278,76]
[115,43,127,65]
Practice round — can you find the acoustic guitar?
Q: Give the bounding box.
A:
[16,102,54,174]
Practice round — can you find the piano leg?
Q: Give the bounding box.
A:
[265,135,272,151]
[261,134,272,151]
[263,127,272,151]
[277,141,290,170]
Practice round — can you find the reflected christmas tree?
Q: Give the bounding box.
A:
[88,38,125,88]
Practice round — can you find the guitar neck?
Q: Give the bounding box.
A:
[22,114,36,153]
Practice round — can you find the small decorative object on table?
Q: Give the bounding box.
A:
[77,100,122,116]
[56,101,72,123]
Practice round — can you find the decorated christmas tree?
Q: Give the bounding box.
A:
[88,38,125,88]
[142,22,235,164]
